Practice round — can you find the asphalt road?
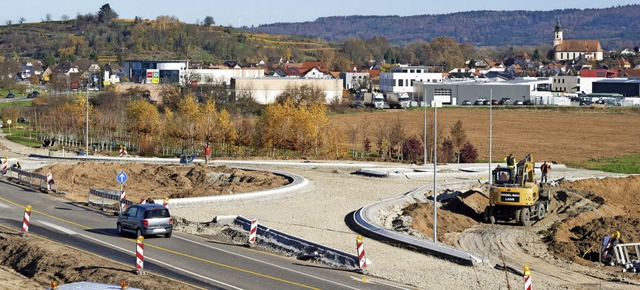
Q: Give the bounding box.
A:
[0,180,412,290]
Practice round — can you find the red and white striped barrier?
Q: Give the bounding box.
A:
[119,146,129,157]
[46,172,54,191]
[356,235,366,270]
[120,190,127,212]
[136,236,145,274]
[163,197,169,209]
[248,219,258,245]
[524,265,532,290]
[21,205,32,236]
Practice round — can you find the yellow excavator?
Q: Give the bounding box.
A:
[483,154,549,226]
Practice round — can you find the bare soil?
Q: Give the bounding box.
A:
[404,175,640,287]
[0,231,197,289]
[34,162,288,203]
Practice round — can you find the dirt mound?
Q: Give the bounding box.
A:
[547,175,640,266]
[35,162,288,203]
[403,190,488,244]
[0,233,195,289]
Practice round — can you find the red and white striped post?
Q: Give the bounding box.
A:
[135,236,145,275]
[523,265,532,290]
[120,190,127,213]
[356,235,367,270]
[248,219,258,246]
[46,172,54,191]
[21,205,32,237]
[118,145,124,157]
[163,197,169,209]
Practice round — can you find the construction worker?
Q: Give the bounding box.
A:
[541,161,551,183]
[602,231,621,265]
[504,153,516,181]
[204,142,211,164]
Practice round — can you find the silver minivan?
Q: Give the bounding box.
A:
[116,204,173,238]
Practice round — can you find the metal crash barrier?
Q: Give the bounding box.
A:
[6,167,49,191]
[88,188,135,211]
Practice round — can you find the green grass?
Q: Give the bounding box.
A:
[0,100,32,109]
[5,134,42,148]
[566,154,640,174]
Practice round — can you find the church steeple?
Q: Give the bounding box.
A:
[554,17,563,47]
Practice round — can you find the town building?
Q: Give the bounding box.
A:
[122,60,189,84]
[553,19,603,62]
[380,65,442,99]
[231,77,342,105]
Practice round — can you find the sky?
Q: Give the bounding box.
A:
[1,0,638,27]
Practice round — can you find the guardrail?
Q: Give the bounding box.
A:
[88,188,135,211]
[346,184,482,266]
[234,216,359,269]
[6,167,49,192]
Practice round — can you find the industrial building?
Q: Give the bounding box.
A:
[593,79,640,97]
[231,77,343,105]
[415,78,553,106]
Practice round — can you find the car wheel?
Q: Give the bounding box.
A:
[164,231,172,238]
[116,223,123,236]
[136,228,144,238]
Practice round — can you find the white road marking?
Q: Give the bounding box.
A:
[174,235,361,290]
[75,233,243,290]
[39,221,77,235]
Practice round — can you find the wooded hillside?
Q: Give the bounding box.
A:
[250,5,640,49]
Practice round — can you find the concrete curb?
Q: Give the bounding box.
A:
[234,215,359,269]
[346,184,482,266]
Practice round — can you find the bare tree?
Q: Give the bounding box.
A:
[18,17,25,25]
[45,13,52,22]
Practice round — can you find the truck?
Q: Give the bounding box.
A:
[385,92,411,109]
[483,154,549,226]
[359,92,385,109]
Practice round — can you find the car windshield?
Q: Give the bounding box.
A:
[144,208,170,218]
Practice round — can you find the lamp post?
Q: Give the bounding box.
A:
[433,96,438,243]
[489,89,493,184]
[85,84,89,155]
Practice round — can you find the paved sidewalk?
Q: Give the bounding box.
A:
[0,133,51,157]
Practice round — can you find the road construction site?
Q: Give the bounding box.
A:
[1,146,638,289]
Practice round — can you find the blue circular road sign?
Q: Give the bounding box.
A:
[117,171,128,184]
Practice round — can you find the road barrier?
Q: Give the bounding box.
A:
[524,265,532,290]
[248,219,258,246]
[6,167,50,192]
[234,216,359,269]
[613,242,640,272]
[120,190,127,213]
[46,172,54,191]
[346,184,482,266]
[88,188,135,211]
[356,235,366,270]
[21,205,32,236]
[136,236,145,275]
[163,197,169,209]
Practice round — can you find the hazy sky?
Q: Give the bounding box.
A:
[1,0,638,27]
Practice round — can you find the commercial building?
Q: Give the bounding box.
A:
[415,78,553,106]
[231,77,343,105]
[593,79,640,97]
[380,66,442,98]
[123,60,189,84]
[186,68,265,86]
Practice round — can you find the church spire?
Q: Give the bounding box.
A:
[553,17,563,47]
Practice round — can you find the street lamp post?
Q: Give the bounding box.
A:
[85,84,89,155]
[489,89,493,184]
[433,97,438,243]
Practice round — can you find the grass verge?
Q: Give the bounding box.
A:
[567,154,640,174]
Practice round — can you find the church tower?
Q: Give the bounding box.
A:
[553,18,563,47]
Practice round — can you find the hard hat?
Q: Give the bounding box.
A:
[614,231,621,238]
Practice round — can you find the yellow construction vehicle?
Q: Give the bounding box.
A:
[483,154,549,226]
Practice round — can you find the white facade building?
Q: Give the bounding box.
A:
[231,77,343,105]
[186,68,265,86]
[380,66,443,97]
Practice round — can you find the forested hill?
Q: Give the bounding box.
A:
[250,5,640,49]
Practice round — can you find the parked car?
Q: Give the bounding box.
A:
[491,99,499,105]
[482,100,491,105]
[6,92,15,98]
[512,100,523,105]
[523,100,534,105]
[461,100,471,105]
[579,100,593,106]
[27,91,39,98]
[473,98,486,105]
[498,98,511,105]
[116,203,173,238]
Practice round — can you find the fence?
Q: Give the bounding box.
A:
[7,168,49,191]
[88,188,135,211]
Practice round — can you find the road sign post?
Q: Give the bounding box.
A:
[117,171,128,214]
